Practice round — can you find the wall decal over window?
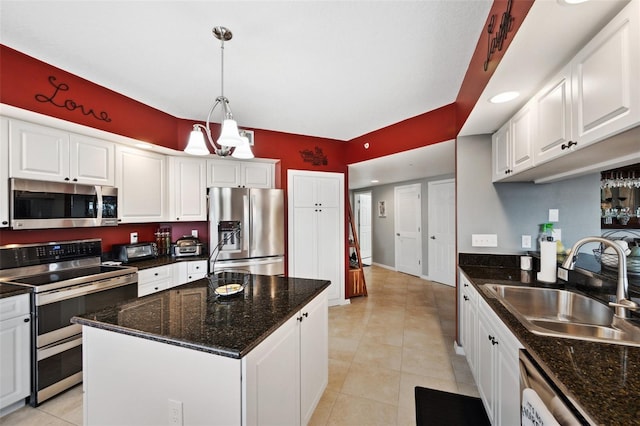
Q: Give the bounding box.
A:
[484,0,514,71]
[35,75,112,123]
[300,146,328,166]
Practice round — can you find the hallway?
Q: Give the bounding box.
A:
[311,265,478,425]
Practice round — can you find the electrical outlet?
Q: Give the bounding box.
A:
[168,399,183,426]
[130,232,138,244]
[521,235,532,249]
[552,228,561,242]
[471,234,498,247]
[549,209,559,223]
[191,229,198,238]
[557,267,569,281]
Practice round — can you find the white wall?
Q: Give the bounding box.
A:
[456,135,601,253]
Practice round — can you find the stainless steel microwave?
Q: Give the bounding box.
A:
[10,178,118,229]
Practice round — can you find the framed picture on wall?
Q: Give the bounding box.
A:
[378,201,386,217]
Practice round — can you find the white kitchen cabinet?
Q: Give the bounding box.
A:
[491,122,510,182]
[534,63,574,166]
[476,293,522,426]
[458,274,478,378]
[176,260,208,284]
[137,265,174,297]
[288,170,345,306]
[510,101,535,175]
[572,0,640,148]
[244,290,327,426]
[0,118,9,228]
[492,101,535,182]
[206,159,274,188]
[168,156,207,222]
[9,119,114,185]
[0,294,31,413]
[116,145,167,223]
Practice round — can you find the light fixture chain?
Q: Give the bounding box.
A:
[220,37,225,99]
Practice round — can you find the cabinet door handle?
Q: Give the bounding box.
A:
[72,178,78,182]
[463,295,469,301]
[303,312,309,318]
[24,318,30,323]
[561,141,578,150]
[463,283,469,287]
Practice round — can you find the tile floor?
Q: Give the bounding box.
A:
[1,265,478,426]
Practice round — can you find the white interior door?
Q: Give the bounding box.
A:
[355,192,372,265]
[394,184,422,276]
[428,179,456,286]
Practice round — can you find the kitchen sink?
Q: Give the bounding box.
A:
[482,284,640,347]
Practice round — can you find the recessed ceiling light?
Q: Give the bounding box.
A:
[371,179,379,183]
[558,0,589,5]
[489,91,520,104]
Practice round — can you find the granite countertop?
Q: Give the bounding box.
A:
[0,282,32,299]
[72,274,329,359]
[459,254,640,425]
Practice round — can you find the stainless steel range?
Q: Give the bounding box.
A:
[0,239,137,405]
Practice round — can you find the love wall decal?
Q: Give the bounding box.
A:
[35,75,112,123]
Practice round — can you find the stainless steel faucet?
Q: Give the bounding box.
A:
[560,236,636,318]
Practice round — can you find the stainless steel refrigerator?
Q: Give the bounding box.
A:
[208,187,285,275]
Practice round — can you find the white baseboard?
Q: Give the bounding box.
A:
[454,341,466,356]
[371,262,395,271]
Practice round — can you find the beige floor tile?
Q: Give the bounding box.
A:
[327,393,398,426]
[0,406,76,426]
[329,336,360,363]
[37,385,83,425]
[327,359,351,393]
[340,365,401,404]
[353,338,403,371]
[308,389,339,426]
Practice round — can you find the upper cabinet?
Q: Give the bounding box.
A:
[533,63,573,166]
[206,158,275,188]
[572,0,639,147]
[0,118,9,227]
[9,119,115,185]
[491,100,534,183]
[494,0,640,183]
[168,156,207,222]
[116,146,167,223]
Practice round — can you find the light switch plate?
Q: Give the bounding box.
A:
[549,209,559,222]
[191,229,198,238]
[521,235,532,249]
[552,228,561,242]
[130,232,138,244]
[472,234,498,247]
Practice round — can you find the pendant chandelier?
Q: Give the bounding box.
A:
[185,26,254,159]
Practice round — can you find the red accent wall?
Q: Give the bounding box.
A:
[345,103,457,165]
[455,0,535,130]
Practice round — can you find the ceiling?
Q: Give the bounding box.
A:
[0,0,631,190]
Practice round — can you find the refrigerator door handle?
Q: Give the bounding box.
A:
[243,194,250,253]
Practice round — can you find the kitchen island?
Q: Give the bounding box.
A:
[72,274,330,426]
[459,253,640,425]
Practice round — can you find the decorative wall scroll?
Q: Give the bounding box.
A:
[484,0,515,71]
[35,75,112,123]
[300,146,328,166]
[378,201,386,218]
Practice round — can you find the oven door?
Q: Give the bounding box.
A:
[35,276,137,347]
[519,350,592,425]
[36,335,83,404]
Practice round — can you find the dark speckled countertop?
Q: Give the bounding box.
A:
[460,253,640,426]
[0,282,31,299]
[72,274,329,359]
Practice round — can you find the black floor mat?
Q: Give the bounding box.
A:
[415,387,491,426]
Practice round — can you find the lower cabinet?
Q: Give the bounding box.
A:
[137,264,174,297]
[244,290,328,425]
[459,272,522,426]
[138,260,208,297]
[0,294,31,413]
[476,293,522,426]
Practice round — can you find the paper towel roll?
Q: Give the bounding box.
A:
[537,240,557,283]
